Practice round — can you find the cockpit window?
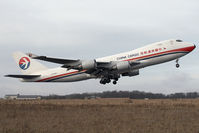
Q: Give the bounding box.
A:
[176,40,183,42]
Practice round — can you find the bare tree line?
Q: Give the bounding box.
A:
[42,91,199,99]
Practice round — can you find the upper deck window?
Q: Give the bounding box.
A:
[176,40,183,42]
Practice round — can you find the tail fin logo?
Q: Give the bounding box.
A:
[19,57,30,70]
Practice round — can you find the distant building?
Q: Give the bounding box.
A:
[85,96,101,99]
[144,98,149,100]
[4,94,41,100]
[4,94,18,100]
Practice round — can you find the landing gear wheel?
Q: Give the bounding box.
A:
[100,80,106,85]
[100,78,111,85]
[113,81,117,85]
[106,78,111,83]
[176,64,180,68]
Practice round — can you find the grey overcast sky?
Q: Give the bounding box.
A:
[0,0,199,97]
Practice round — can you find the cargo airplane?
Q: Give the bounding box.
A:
[5,39,195,84]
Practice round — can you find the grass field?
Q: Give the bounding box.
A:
[0,98,199,133]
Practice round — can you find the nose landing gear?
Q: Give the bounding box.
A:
[176,64,180,68]
[176,59,180,68]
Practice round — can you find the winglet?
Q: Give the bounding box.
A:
[26,53,39,58]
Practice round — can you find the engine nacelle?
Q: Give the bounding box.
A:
[115,61,131,73]
[122,70,139,77]
[79,60,97,70]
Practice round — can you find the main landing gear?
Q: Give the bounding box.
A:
[176,59,180,68]
[100,77,119,85]
[100,78,111,85]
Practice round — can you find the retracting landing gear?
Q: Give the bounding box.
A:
[100,77,111,85]
[100,76,119,85]
[176,59,180,68]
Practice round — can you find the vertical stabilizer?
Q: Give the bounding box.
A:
[13,51,48,74]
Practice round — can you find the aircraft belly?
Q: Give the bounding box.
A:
[132,52,187,69]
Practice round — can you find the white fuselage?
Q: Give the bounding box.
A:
[22,39,195,82]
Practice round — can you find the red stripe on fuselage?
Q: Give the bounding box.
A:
[125,46,194,61]
[37,70,86,82]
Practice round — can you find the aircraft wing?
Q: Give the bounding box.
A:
[27,53,111,71]
[28,53,140,77]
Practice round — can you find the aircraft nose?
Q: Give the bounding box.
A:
[184,43,196,53]
[192,44,196,51]
[189,44,196,52]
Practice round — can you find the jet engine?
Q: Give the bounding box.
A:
[78,60,97,70]
[115,61,131,73]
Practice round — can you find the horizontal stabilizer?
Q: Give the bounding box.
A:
[5,74,40,79]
